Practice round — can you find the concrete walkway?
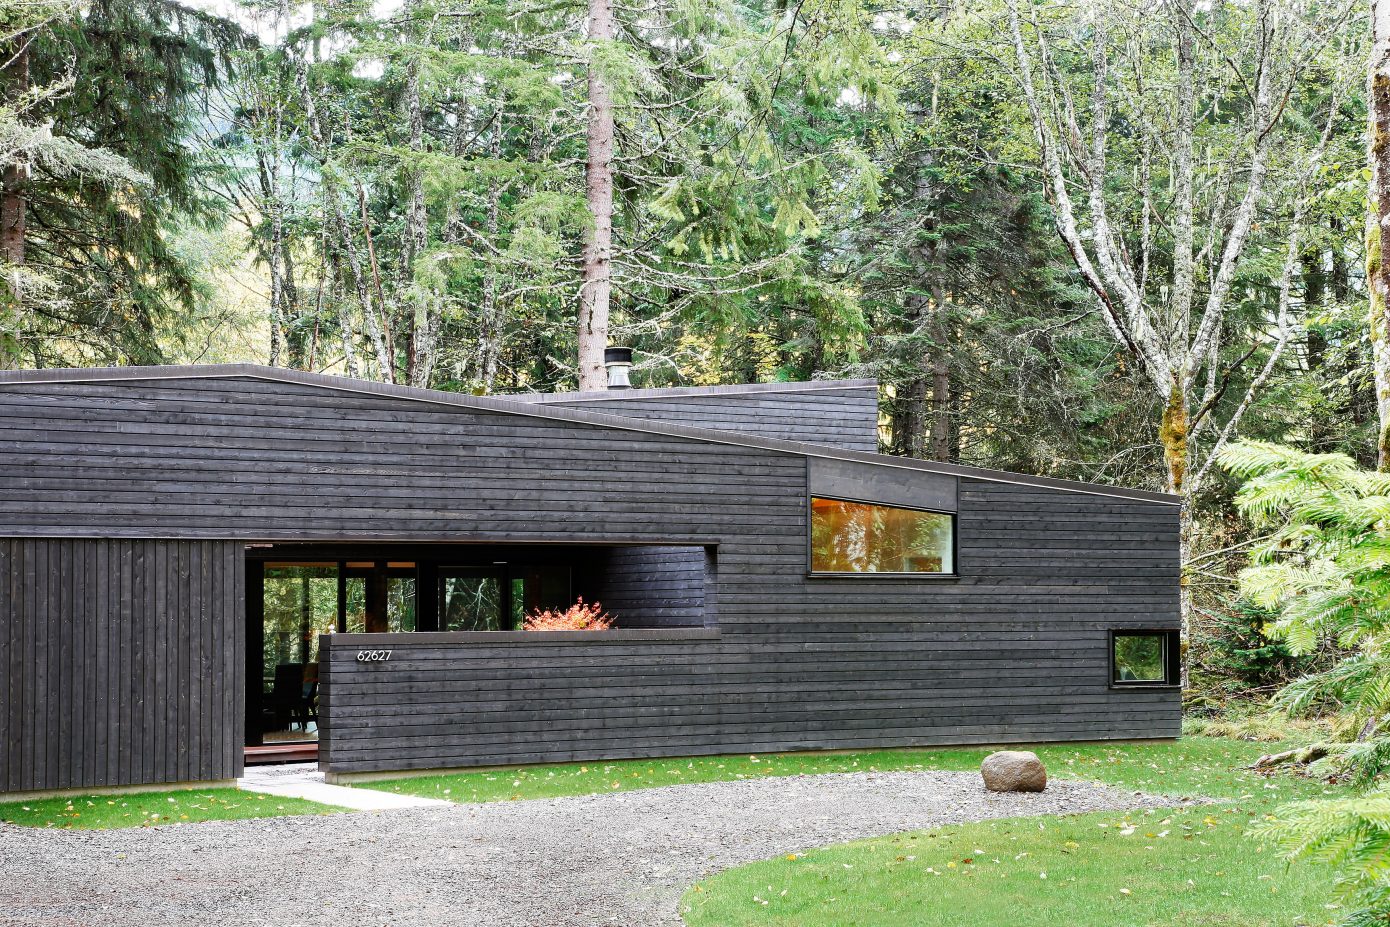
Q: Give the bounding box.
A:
[237,763,449,811]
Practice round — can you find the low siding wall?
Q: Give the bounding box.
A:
[319,630,731,774]
[0,538,244,794]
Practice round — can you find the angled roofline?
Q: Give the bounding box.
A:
[0,364,1183,506]
[509,378,878,404]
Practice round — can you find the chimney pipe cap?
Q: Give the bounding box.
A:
[604,346,634,389]
[604,346,634,366]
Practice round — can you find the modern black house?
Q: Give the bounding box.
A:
[0,364,1182,798]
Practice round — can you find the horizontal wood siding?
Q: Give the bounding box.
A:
[0,538,243,793]
[591,546,708,629]
[320,474,1180,774]
[0,373,1181,780]
[535,385,880,453]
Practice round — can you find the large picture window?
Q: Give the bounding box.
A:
[1111,630,1180,687]
[810,497,955,574]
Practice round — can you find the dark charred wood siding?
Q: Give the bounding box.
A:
[0,372,1180,785]
[589,546,710,629]
[527,384,881,453]
[0,538,243,794]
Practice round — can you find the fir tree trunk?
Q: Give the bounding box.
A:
[929,356,952,460]
[355,183,396,382]
[892,374,927,457]
[927,282,952,461]
[892,282,929,457]
[1304,249,1334,451]
[578,0,615,391]
[257,152,286,366]
[280,236,304,367]
[333,260,361,380]
[1,37,28,368]
[1370,0,1390,469]
[1,40,27,269]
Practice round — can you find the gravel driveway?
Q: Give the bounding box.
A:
[0,771,1183,927]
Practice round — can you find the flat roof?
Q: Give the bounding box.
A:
[0,364,1182,505]
[510,379,879,403]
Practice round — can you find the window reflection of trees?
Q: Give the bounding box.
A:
[441,576,504,631]
[810,499,953,574]
[262,565,337,679]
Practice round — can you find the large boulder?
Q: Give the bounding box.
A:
[981,750,1047,792]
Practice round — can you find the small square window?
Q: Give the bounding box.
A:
[1110,630,1180,687]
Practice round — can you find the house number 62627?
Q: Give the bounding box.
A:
[355,650,392,663]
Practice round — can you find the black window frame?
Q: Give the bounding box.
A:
[1109,629,1181,689]
[806,494,959,579]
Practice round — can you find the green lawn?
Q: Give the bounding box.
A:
[0,787,342,829]
[680,739,1349,927]
[357,739,1310,805]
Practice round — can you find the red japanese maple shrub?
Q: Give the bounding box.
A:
[522,597,614,631]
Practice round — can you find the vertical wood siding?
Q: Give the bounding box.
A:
[0,538,243,793]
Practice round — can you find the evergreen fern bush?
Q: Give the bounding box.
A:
[1220,441,1390,921]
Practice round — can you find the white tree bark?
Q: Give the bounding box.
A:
[578,0,616,391]
[1005,0,1305,496]
[1369,0,1390,468]
[477,108,504,392]
[402,0,436,388]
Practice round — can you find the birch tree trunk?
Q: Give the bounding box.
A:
[1369,0,1390,469]
[402,0,435,388]
[578,0,616,391]
[477,111,504,392]
[1006,0,1285,500]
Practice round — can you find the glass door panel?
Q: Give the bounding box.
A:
[513,565,572,621]
[440,570,505,631]
[260,563,336,743]
[344,575,368,633]
[387,574,417,632]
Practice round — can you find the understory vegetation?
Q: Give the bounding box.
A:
[0,787,340,829]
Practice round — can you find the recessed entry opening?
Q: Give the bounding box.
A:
[244,542,716,759]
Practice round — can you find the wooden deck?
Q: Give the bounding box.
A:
[244,743,318,765]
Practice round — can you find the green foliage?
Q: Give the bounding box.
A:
[1189,599,1312,695]
[1222,441,1390,922]
[1221,441,1390,659]
[17,0,250,365]
[1255,789,1390,918]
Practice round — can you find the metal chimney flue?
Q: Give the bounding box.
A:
[604,346,633,390]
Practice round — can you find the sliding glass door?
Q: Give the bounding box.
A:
[257,563,338,745]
